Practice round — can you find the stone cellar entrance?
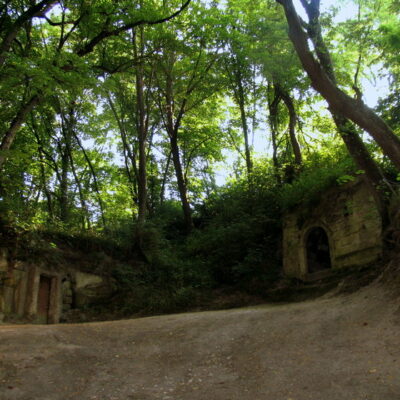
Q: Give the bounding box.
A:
[282,179,383,279]
[306,227,331,274]
[0,255,113,324]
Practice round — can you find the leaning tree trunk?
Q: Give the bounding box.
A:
[277,0,400,171]
[332,114,387,216]
[306,0,388,219]
[277,0,389,223]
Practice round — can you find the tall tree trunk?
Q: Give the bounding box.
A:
[63,129,91,230]
[165,70,193,232]
[160,150,172,206]
[232,66,253,175]
[107,94,139,207]
[72,131,107,229]
[267,84,282,183]
[134,28,148,225]
[31,117,54,221]
[58,139,69,223]
[275,84,302,165]
[68,150,91,230]
[169,133,193,232]
[277,0,400,171]
[58,107,74,224]
[38,146,54,220]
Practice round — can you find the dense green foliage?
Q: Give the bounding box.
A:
[1,0,400,315]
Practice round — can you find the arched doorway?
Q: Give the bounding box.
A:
[306,227,331,274]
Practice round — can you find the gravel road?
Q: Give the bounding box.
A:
[1,283,399,400]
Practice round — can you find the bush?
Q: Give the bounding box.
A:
[187,166,282,290]
[279,150,356,211]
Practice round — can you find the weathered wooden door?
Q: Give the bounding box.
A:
[37,275,52,323]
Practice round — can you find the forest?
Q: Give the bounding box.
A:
[1,0,400,316]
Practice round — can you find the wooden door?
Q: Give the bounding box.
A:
[37,275,52,323]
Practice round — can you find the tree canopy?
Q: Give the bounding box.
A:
[1,0,399,235]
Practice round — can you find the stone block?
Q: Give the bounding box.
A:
[74,271,113,308]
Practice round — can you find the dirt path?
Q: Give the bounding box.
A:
[1,283,400,400]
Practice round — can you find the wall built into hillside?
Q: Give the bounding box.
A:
[0,254,113,324]
[282,179,382,280]
[0,248,9,322]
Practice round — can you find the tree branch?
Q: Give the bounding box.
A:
[77,0,191,57]
[0,0,58,67]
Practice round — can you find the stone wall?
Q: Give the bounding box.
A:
[0,248,8,322]
[282,179,382,279]
[0,254,113,324]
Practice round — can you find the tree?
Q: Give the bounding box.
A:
[219,0,304,181]
[303,1,386,211]
[152,4,222,232]
[0,0,192,170]
[223,37,254,176]
[275,0,400,173]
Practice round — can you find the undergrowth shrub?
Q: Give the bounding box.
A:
[279,149,356,211]
[187,165,282,292]
[110,221,214,315]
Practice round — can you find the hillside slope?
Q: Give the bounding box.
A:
[0,281,399,400]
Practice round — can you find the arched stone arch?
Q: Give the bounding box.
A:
[303,226,332,274]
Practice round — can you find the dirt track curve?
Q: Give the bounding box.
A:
[1,283,400,400]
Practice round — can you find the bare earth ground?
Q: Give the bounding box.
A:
[1,282,400,400]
